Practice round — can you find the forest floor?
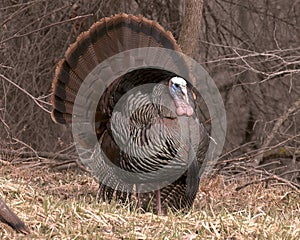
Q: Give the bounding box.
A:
[0,158,299,240]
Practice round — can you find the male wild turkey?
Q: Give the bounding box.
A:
[51,14,209,213]
[0,198,29,234]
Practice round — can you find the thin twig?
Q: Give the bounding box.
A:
[0,14,94,44]
[0,148,77,161]
[256,98,300,163]
[235,166,300,193]
[0,73,51,113]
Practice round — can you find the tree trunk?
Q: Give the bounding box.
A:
[178,0,204,58]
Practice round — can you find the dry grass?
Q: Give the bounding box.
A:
[0,160,299,240]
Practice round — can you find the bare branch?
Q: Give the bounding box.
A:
[1,14,93,44]
[256,98,300,163]
[0,74,51,114]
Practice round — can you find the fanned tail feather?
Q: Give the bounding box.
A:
[51,13,179,124]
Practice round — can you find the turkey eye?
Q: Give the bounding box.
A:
[174,83,179,88]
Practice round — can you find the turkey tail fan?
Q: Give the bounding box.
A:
[51,13,180,124]
[0,198,30,234]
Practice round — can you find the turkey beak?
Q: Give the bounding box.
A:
[180,86,189,103]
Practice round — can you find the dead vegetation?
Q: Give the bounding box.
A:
[0,159,299,239]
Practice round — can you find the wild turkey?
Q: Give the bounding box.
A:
[51,13,209,213]
[0,198,29,234]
